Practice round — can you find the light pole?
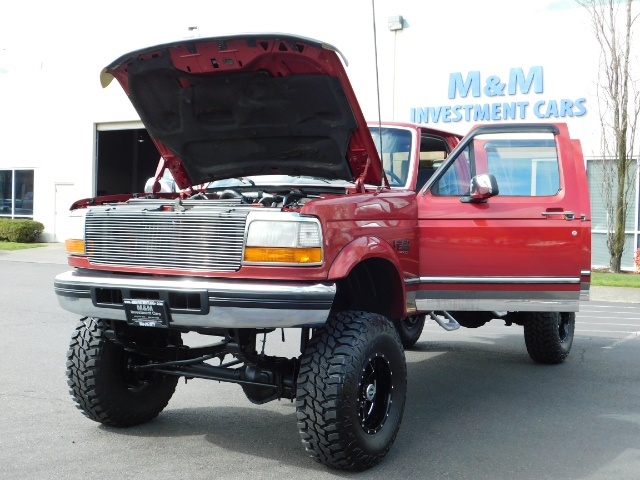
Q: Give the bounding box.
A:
[387,16,404,120]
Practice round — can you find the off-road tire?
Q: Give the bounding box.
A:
[393,314,426,348]
[296,311,407,471]
[523,312,575,364]
[66,317,179,427]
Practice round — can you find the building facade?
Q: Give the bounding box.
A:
[0,0,638,267]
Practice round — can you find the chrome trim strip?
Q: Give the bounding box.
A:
[405,276,583,285]
[415,290,580,312]
[416,276,581,284]
[581,270,591,276]
[416,298,579,313]
[54,270,335,328]
[417,290,579,300]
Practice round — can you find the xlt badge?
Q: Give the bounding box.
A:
[393,239,411,254]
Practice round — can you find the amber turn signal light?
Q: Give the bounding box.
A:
[65,239,85,254]
[244,247,322,264]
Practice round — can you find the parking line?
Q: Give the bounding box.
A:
[601,331,640,349]
[578,322,640,326]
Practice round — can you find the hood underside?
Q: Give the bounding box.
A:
[102,34,383,189]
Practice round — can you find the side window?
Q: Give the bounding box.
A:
[432,145,471,196]
[416,135,449,191]
[369,127,412,187]
[431,133,559,197]
[484,140,559,196]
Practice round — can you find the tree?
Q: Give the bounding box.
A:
[577,0,640,272]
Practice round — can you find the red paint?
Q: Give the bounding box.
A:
[77,36,590,318]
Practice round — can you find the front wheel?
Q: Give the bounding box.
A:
[296,311,407,471]
[393,314,426,348]
[66,317,180,427]
[523,312,575,364]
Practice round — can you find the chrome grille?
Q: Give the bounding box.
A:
[85,201,248,272]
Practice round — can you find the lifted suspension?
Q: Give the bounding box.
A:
[110,323,298,404]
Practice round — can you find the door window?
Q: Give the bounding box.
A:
[431,145,471,196]
[431,133,559,197]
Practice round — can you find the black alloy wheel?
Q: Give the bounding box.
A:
[296,311,407,471]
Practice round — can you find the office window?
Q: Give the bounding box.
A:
[0,169,34,218]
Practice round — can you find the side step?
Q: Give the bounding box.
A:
[429,311,460,331]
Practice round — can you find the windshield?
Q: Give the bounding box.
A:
[369,127,413,187]
[204,175,352,189]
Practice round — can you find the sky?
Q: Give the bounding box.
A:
[0,0,585,74]
[0,0,636,157]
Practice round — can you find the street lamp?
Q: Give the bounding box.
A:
[388,15,404,32]
[387,16,405,119]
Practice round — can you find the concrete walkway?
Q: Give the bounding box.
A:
[589,285,640,303]
[0,242,68,265]
[1,243,639,303]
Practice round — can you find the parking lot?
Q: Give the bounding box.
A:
[1,257,639,480]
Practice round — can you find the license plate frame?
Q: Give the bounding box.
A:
[124,299,170,328]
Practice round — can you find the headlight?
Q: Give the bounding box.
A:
[64,208,88,255]
[244,216,323,265]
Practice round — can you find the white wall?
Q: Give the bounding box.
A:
[0,0,637,242]
[372,1,604,148]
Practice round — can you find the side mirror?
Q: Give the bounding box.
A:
[461,173,499,203]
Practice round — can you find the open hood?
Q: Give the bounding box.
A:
[101,34,384,190]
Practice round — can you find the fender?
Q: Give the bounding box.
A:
[328,236,408,317]
[328,236,404,280]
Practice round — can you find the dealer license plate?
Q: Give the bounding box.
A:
[124,299,170,328]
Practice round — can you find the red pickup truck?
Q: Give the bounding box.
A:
[55,34,591,471]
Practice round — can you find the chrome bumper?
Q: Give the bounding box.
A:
[54,270,335,329]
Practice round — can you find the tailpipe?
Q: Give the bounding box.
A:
[429,311,460,331]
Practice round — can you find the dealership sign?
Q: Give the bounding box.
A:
[410,66,587,124]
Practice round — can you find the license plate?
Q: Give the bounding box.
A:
[124,299,170,328]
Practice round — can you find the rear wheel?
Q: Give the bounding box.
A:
[393,314,426,348]
[523,312,575,364]
[66,317,179,427]
[296,311,407,471]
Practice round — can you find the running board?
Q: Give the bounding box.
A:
[429,311,460,331]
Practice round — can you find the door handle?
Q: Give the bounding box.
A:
[541,211,575,220]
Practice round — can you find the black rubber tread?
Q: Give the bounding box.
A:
[66,317,179,427]
[523,312,575,364]
[393,314,426,348]
[296,311,407,471]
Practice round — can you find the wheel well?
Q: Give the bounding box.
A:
[332,258,404,320]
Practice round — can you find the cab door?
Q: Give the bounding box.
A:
[414,123,590,313]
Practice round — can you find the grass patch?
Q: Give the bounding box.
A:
[0,242,48,251]
[592,271,640,288]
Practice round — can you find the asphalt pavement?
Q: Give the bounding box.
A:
[1,247,640,479]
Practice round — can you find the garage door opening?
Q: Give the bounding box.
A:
[96,129,160,196]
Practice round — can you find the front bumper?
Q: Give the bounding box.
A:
[54,269,335,329]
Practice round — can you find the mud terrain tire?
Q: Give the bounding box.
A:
[296,311,407,471]
[393,314,426,348]
[66,317,179,427]
[523,312,575,364]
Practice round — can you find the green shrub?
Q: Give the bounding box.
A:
[0,218,45,243]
